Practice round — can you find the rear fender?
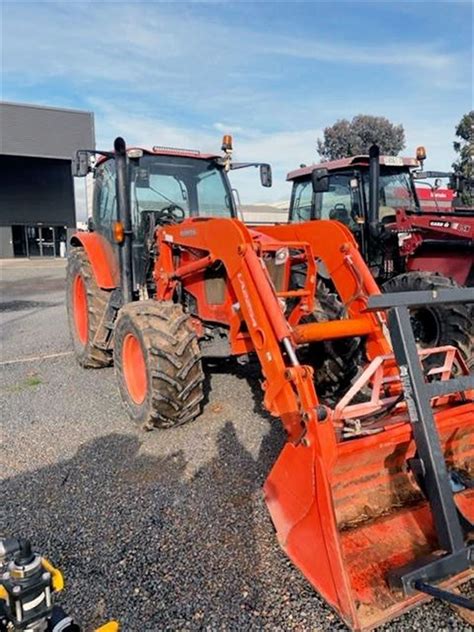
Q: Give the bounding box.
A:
[70,232,119,289]
[407,253,473,286]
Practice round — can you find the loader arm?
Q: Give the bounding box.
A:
[154,218,394,441]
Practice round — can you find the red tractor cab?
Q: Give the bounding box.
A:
[287,146,473,363]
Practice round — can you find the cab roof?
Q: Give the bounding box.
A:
[96,146,221,167]
[287,155,419,181]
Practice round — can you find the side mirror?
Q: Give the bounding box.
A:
[260,164,272,187]
[450,174,464,192]
[87,216,95,232]
[73,150,91,177]
[312,168,329,193]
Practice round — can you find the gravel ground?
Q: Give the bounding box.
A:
[1,259,472,631]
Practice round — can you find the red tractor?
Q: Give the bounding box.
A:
[287,146,473,364]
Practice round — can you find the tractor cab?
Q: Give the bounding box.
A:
[287,148,422,279]
[288,153,420,226]
[73,136,272,299]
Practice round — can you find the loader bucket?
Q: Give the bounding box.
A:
[264,401,474,631]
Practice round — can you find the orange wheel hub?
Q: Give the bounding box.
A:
[122,333,148,405]
[73,274,88,345]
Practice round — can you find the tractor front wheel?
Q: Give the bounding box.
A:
[66,247,113,368]
[114,301,205,429]
[299,281,362,404]
[383,272,472,367]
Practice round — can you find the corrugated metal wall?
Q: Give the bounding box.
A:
[0,155,75,226]
[0,102,94,159]
[0,102,95,233]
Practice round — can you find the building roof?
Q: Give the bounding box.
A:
[287,155,419,180]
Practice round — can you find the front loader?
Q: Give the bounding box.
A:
[67,137,473,630]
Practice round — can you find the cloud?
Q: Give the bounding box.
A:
[213,122,247,135]
[86,99,319,204]
[263,37,455,73]
[2,2,465,104]
[2,1,469,214]
[3,2,469,138]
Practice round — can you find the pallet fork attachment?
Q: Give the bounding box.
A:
[264,288,473,630]
[366,289,473,610]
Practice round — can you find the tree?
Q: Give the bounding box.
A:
[452,110,474,206]
[317,114,406,160]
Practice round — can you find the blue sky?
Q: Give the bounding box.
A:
[2,1,473,204]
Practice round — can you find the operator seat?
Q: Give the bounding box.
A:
[329,204,351,227]
[379,205,396,224]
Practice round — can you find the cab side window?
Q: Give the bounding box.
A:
[318,174,360,229]
[197,171,232,217]
[94,161,117,230]
[291,180,314,222]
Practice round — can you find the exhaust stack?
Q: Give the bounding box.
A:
[368,143,380,225]
[114,137,134,303]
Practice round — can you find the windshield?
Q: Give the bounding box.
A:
[290,168,418,228]
[130,154,234,227]
[363,169,417,215]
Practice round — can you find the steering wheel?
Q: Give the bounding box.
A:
[155,204,186,225]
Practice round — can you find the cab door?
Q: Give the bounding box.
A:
[90,159,121,278]
[93,160,117,244]
[289,179,314,222]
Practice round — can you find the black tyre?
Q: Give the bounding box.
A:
[298,281,362,404]
[383,272,472,367]
[66,247,113,368]
[114,300,205,429]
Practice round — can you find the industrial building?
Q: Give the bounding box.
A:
[0,102,95,258]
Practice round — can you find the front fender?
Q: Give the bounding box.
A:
[70,232,119,289]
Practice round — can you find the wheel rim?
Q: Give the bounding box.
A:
[73,274,88,345]
[411,307,441,347]
[122,333,148,405]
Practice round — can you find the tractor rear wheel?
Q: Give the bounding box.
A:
[66,247,113,368]
[114,300,205,429]
[383,272,472,367]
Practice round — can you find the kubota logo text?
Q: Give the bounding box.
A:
[237,272,257,328]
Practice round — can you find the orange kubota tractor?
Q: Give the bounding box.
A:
[67,137,474,630]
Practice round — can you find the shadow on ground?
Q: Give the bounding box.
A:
[0,299,62,312]
[3,422,292,631]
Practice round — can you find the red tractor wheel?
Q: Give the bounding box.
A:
[66,247,114,368]
[114,300,205,429]
[383,271,473,367]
